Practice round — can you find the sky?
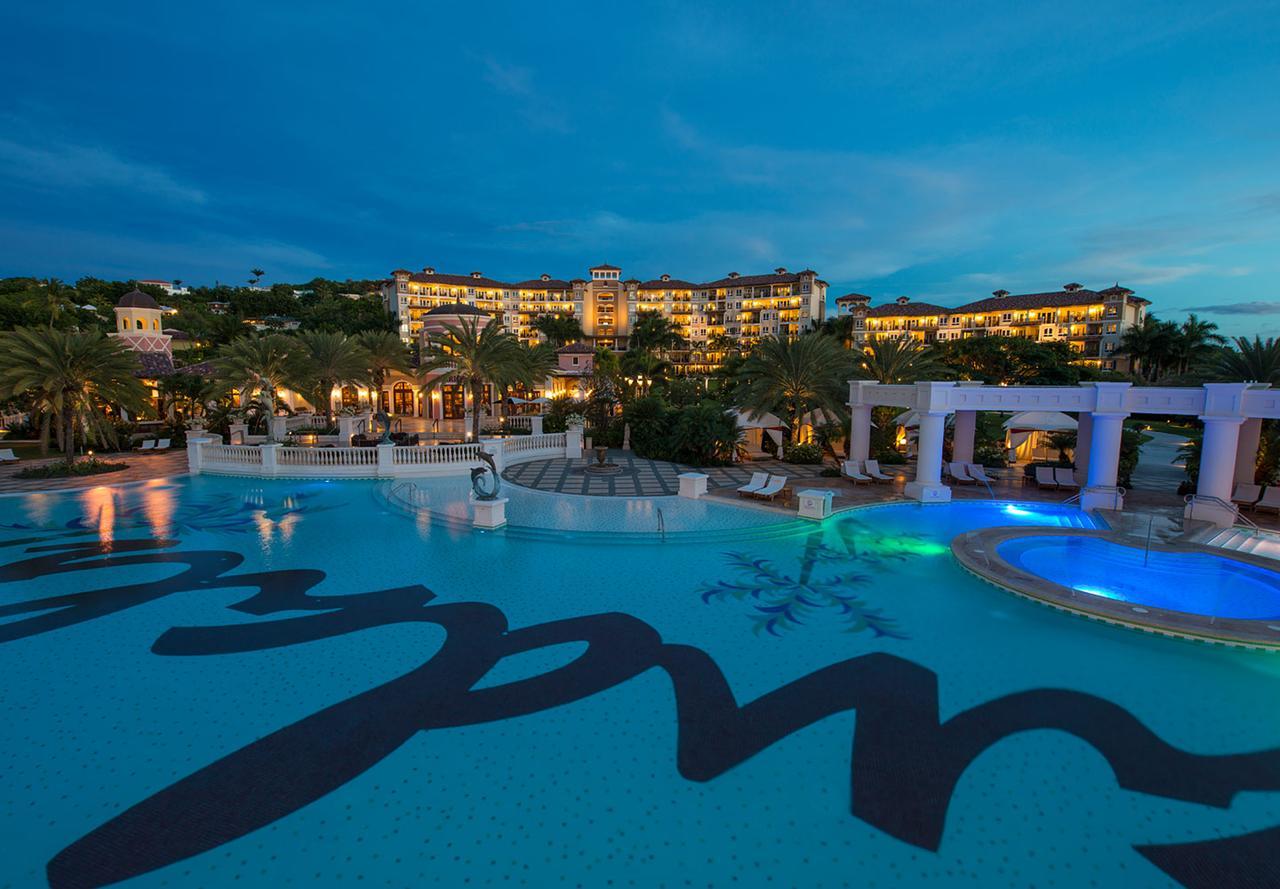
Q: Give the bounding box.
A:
[1,0,1279,335]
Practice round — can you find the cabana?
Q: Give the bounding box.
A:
[1003,411,1077,463]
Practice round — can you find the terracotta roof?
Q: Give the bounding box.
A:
[954,289,1108,314]
[590,264,621,271]
[638,278,699,290]
[177,360,216,377]
[133,352,176,378]
[116,289,161,310]
[512,278,571,291]
[423,302,490,317]
[162,328,191,340]
[866,301,951,318]
[406,271,513,289]
[556,342,595,354]
[835,292,872,303]
[701,272,806,289]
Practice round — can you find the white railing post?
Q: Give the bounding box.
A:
[377,442,396,478]
[337,415,359,446]
[185,435,212,475]
[482,438,506,474]
[566,424,583,458]
[269,415,289,442]
[529,415,544,435]
[229,423,248,445]
[260,442,280,478]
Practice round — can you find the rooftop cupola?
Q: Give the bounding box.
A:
[660,274,671,282]
[896,296,911,305]
[422,267,435,275]
[774,267,787,274]
[727,272,740,279]
[470,271,483,279]
[992,289,1010,298]
[1063,282,1083,292]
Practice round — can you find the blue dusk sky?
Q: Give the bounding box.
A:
[1,1,1279,335]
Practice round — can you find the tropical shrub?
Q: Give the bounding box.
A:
[782,442,824,464]
[668,401,742,466]
[622,395,671,459]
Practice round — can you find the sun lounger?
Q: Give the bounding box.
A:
[737,471,769,497]
[1053,468,1080,489]
[1034,466,1058,489]
[864,459,895,482]
[1255,486,1280,515]
[948,462,977,484]
[0,448,18,463]
[966,463,993,484]
[752,475,788,501]
[153,438,171,451]
[842,460,872,485]
[134,439,155,452]
[1233,483,1263,509]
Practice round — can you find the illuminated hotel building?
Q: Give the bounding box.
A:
[834,283,1149,371]
[382,264,828,360]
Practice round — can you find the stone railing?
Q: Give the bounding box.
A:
[188,432,572,479]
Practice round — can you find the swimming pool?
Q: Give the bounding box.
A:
[998,535,1280,620]
[3,477,1279,887]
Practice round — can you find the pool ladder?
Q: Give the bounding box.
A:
[656,506,666,542]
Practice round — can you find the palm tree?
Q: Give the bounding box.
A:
[857,335,944,384]
[1116,316,1178,380]
[1169,314,1226,375]
[293,331,369,422]
[419,318,533,441]
[249,268,266,286]
[356,330,411,407]
[532,313,584,347]
[1209,336,1280,385]
[0,327,147,464]
[629,310,687,355]
[213,334,304,441]
[735,334,854,442]
[24,278,76,327]
[620,348,672,397]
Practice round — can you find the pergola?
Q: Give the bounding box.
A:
[848,380,1279,527]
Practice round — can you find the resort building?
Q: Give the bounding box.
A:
[835,283,1149,371]
[382,263,828,362]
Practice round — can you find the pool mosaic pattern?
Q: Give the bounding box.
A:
[3,478,1280,887]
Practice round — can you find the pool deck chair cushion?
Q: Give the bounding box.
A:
[864,459,895,482]
[1233,483,1263,508]
[948,463,977,484]
[1053,468,1080,489]
[753,475,788,500]
[0,448,17,463]
[153,438,171,451]
[966,464,993,483]
[134,440,155,452]
[1034,466,1058,489]
[1255,486,1280,514]
[737,472,769,497]
[842,461,872,484]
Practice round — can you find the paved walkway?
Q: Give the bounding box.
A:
[501,449,829,497]
[1129,430,1191,494]
[0,450,188,495]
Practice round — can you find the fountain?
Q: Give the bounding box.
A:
[585,445,622,475]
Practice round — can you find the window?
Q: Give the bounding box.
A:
[571,356,579,366]
[135,319,143,330]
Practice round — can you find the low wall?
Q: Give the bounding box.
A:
[187,432,571,479]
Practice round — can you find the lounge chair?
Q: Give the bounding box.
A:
[1233,483,1263,509]
[133,439,156,452]
[966,463,993,484]
[1034,466,1058,489]
[864,459,895,483]
[153,438,171,451]
[948,462,977,484]
[1053,468,1080,490]
[752,474,788,501]
[1256,486,1280,515]
[0,448,18,463]
[737,471,769,497]
[842,460,872,485]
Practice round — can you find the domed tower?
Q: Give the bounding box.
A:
[112,288,174,373]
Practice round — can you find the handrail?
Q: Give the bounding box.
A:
[1064,484,1125,509]
[1185,493,1258,529]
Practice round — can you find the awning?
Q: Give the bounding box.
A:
[1003,411,1077,432]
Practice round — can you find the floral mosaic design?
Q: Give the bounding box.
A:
[697,522,923,638]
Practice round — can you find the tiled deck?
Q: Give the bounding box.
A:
[0,450,188,495]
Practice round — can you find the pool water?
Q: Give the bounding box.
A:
[999,535,1280,620]
[2,477,1280,888]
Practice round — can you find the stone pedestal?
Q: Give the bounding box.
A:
[472,497,508,529]
[228,422,249,445]
[337,415,360,446]
[260,442,280,476]
[269,415,288,442]
[797,488,834,519]
[678,472,708,499]
[376,442,396,477]
[529,415,544,435]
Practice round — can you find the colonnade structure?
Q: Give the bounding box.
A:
[848,380,1280,527]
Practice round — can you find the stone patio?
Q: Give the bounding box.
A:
[0,450,188,496]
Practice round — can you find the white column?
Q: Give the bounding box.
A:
[1073,411,1093,485]
[1235,417,1262,485]
[849,404,873,462]
[1080,411,1127,511]
[185,435,210,475]
[376,442,396,478]
[951,411,976,464]
[269,415,288,442]
[565,424,584,457]
[1185,417,1244,527]
[905,411,951,502]
[260,442,280,478]
[529,415,544,435]
[337,415,358,446]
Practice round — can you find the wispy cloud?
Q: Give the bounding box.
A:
[478,56,570,133]
[1183,301,1280,315]
[0,136,206,204]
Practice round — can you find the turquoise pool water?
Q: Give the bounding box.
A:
[999,535,1280,620]
[2,477,1280,887]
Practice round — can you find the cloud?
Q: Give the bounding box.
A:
[478,56,570,133]
[1183,301,1280,315]
[0,136,206,204]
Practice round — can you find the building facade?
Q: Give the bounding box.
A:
[382,263,828,362]
[835,283,1149,371]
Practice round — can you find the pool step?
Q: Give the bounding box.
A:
[1205,526,1280,560]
